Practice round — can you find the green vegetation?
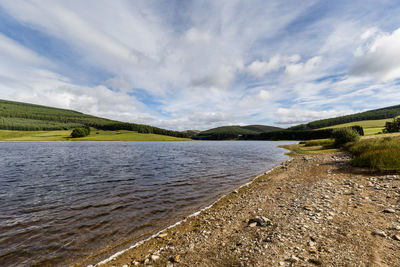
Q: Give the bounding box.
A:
[332,128,360,148]
[195,125,282,140]
[0,129,191,141]
[304,139,334,147]
[71,127,90,138]
[320,118,393,136]
[345,137,400,171]
[383,117,400,133]
[0,99,189,138]
[241,126,363,141]
[288,104,400,131]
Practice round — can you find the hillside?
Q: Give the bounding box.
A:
[0,99,188,138]
[195,125,282,140]
[288,104,400,131]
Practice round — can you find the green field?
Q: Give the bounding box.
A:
[320,118,394,135]
[0,130,191,141]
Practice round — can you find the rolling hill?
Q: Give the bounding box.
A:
[0,99,189,138]
[288,104,400,131]
[195,125,282,140]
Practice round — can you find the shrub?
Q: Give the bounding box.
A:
[383,117,400,133]
[332,128,360,148]
[71,127,90,138]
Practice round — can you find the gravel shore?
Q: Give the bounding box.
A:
[88,150,400,267]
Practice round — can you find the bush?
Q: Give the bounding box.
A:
[383,117,400,133]
[332,128,360,148]
[71,127,90,138]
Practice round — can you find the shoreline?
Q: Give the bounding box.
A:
[92,157,294,267]
[80,148,400,267]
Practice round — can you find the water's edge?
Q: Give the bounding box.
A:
[95,156,293,266]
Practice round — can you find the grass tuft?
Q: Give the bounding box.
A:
[345,137,400,171]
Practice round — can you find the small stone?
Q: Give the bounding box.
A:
[158,233,168,238]
[151,255,160,261]
[383,208,396,213]
[279,261,285,266]
[371,231,387,237]
[285,255,299,263]
[122,265,128,267]
[248,216,271,227]
[393,235,400,241]
[249,222,257,227]
[167,264,174,267]
[169,255,180,263]
[308,258,323,265]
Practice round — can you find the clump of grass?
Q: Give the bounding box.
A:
[345,137,400,171]
[304,139,334,147]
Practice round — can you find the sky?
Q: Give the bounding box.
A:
[1,1,400,131]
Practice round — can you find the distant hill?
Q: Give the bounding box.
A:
[288,104,400,131]
[0,99,188,138]
[195,125,282,140]
[183,130,201,136]
[242,125,282,133]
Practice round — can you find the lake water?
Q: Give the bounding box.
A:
[0,141,293,266]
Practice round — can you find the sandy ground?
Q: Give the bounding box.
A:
[88,150,400,267]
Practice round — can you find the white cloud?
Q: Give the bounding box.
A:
[285,56,322,76]
[0,1,400,130]
[274,107,353,125]
[350,27,400,81]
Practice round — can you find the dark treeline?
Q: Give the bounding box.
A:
[384,118,400,133]
[288,105,400,130]
[0,99,189,138]
[195,126,364,141]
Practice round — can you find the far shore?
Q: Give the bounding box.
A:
[75,144,400,267]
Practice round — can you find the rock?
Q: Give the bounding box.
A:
[122,265,128,267]
[249,222,257,228]
[393,235,400,241]
[151,255,160,261]
[285,255,299,263]
[169,255,180,263]
[371,231,387,237]
[383,208,396,213]
[308,258,323,265]
[158,233,168,238]
[167,264,174,267]
[248,216,271,227]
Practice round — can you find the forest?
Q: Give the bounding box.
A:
[0,99,189,138]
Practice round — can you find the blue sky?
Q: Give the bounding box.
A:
[1,1,400,130]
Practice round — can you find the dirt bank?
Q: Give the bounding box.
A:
[89,150,400,267]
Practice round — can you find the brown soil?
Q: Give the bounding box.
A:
[92,150,400,267]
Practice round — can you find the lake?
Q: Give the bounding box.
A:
[0,141,293,266]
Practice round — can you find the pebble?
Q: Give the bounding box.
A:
[393,235,400,241]
[151,255,160,261]
[371,231,387,237]
[122,265,128,267]
[248,216,271,227]
[383,208,396,213]
[158,233,168,238]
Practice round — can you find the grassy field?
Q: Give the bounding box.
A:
[320,118,394,135]
[0,130,191,141]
